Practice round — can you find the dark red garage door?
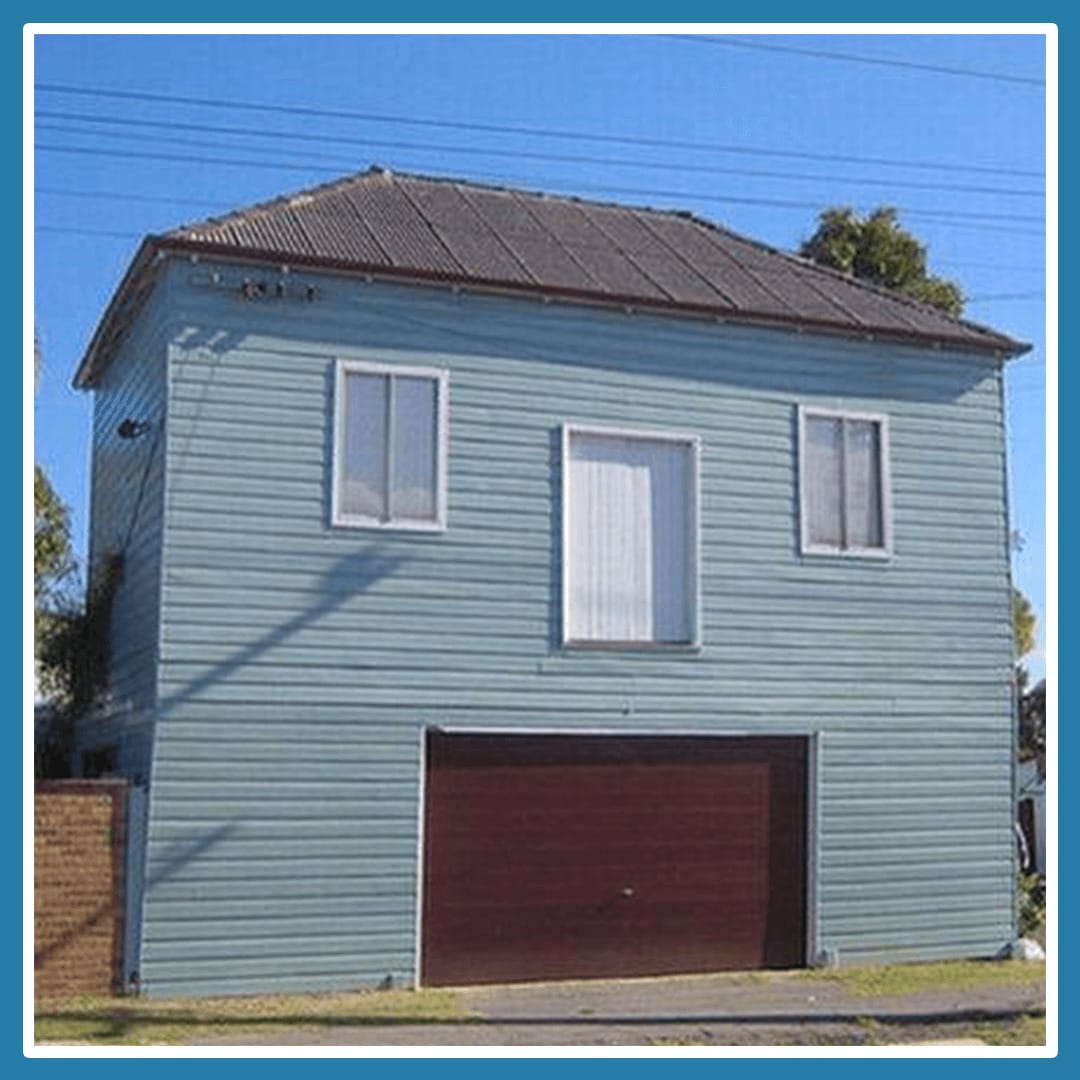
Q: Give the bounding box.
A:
[421,731,807,986]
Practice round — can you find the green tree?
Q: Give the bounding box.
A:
[799,206,965,316]
[34,333,81,775]
[34,464,74,606]
[1012,586,1037,664]
[1010,585,1042,763]
[1012,585,1037,691]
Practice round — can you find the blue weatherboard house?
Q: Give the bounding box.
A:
[74,167,1029,996]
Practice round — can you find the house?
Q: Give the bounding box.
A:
[1016,678,1046,877]
[1017,758,1046,877]
[73,167,1029,997]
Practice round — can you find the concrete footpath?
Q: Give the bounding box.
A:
[194,970,1046,1047]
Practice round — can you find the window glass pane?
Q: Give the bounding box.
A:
[567,433,691,644]
[648,440,692,643]
[845,420,883,548]
[391,376,437,521]
[805,416,843,547]
[340,372,387,519]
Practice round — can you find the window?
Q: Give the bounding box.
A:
[562,425,700,647]
[333,359,448,530]
[799,406,890,557]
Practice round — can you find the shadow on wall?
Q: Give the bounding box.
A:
[352,288,993,405]
[34,822,238,985]
[155,548,406,720]
[147,547,405,844]
[146,822,238,891]
[130,551,405,992]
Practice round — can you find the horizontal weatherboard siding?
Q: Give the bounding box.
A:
[127,262,1016,995]
[76,293,171,783]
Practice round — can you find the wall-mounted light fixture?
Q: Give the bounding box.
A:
[117,418,153,440]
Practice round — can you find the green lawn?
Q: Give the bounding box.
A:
[797,959,1045,997]
[35,987,474,1046]
[968,1012,1047,1046]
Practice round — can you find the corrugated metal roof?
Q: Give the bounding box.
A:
[77,166,1030,385]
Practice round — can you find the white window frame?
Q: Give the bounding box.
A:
[797,404,892,559]
[332,357,449,532]
[561,422,702,650]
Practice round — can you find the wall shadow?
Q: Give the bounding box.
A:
[156,548,406,719]
[356,290,992,404]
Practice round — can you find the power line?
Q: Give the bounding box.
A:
[35,225,142,239]
[33,113,1045,200]
[967,291,1046,302]
[937,259,1045,272]
[34,81,1044,179]
[33,142,1047,232]
[36,124,368,169]
[663,34,1046,87]
[36,141,351,175]
[33,187,1052,274]
[35,186,217,209]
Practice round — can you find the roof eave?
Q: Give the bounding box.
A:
[73,236,162,389]
[155,235,1031,361]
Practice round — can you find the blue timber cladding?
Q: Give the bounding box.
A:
[76,289,169,784]
[135,258,1016,997]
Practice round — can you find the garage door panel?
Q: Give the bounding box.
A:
[422,732,807,986]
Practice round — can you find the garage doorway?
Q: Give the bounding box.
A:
[420,731,809,986]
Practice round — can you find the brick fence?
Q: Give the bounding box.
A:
[34,780,129,1000]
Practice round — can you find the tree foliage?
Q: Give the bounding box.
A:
[34,459,80,764]
[1011,587,1042,761]
[34,336,83,776]
[1012,586,1037,662]
[36,553,121,710]
[799,206,965,317]
[1012,585,1037,696]
[34,464,74,605]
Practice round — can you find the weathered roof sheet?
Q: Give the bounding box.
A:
[77,166,1030,385]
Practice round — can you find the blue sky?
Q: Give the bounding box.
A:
[31,30,1049,679]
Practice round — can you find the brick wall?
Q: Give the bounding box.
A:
[35,780,129,1000]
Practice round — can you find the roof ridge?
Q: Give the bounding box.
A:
[173,163,703,238]
[352,164,736,224]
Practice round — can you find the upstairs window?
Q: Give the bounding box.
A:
[799,406,891,557]
[562,425,700,647]
[333,359,448,531]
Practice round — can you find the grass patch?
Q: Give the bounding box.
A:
[968,1012,1046,1047]
[35,987,474,1046]
[797,959,1045,997]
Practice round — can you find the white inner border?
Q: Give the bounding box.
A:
[25,21,1056,1062]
